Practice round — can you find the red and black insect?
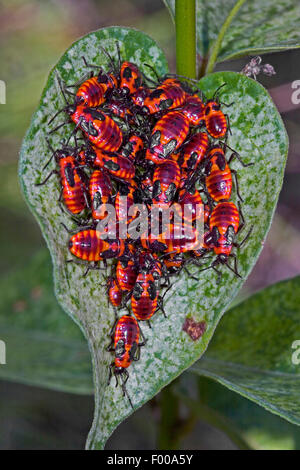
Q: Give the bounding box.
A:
[131,86,150,108]
[104,99,133,121]
[74,72,118,107]
[142,222,201,254]
[108,315,144,408]
[119,61,143,96]
[146,111,190,164]
[152,159,181,206]
[209,202,240,257]
[36,146,87,215]
[177,186,205,223]
[204,85,231,139]
[191,231,214,259]
[198,201,251,280]
[205,146,233,202]
[69,107,123,152]
[68,229,125,261]
[116,258,138,292]
[180,94,205,126]
[93,148,135,182]
[115,181,139,225]
[163,253,185,274]
[204,143,252,202]
[138,251,164,289]
[49,76,123,152]
[89,169,113,220]
[121,135,144,162]
[131,270,159,321]
[107,277,122,307]
[179,131,209,172]
[142,78,186,114]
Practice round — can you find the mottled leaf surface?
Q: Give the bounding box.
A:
[193,276,300,425]
[0,249,93,394]
[19,25,287,449]
[164,0,300,63]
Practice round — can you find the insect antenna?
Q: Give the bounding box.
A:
[212,83,226,101]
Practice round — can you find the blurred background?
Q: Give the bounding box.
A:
[0,0,299,449]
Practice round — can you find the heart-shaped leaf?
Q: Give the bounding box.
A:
[164,0,300,66]
[192,275,300,425]
[19,25,288,449]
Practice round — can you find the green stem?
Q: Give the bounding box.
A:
[157,384,197,449]
[205,0,247,75]
[175,0,196,79]
[157,386,180,449]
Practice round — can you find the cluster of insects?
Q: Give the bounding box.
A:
[36,43,253,408]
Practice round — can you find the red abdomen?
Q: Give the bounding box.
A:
[180,132,209,170]
[60,156,86,214]
[205,110,227,139]
[146,111,189,164]
[89,170,112,220]
[206,160,232,201]
[181,94,205,126]
[152,160,180,206]
[116,259,138,291]
[209,202,239,235]
[114,315,139,368]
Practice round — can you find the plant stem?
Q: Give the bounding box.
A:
[205,0,247,75]
[157,386,180,449]
[175,0,196,79]
[157,384,197,449]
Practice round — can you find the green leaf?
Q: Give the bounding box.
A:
[19,24,288,449]
[192,275,300,425]
[164,0,300,67]
[0,249,93,394]
[175,374,300,450]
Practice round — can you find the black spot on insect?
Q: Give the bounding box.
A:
[216,153,226,171]
[225,225,236,245]
[150,88,164,99]
[115,339,125,358]
[159,98,173,111]
[188,152,198,169]
[152,180,162,199]
[88,108,106,121]
[64,163,75,187]
[104,160,120,172]
[93,191,102,210]
[148,281,157,301]
[123,67,132,79]
[134,77,142,88]
[122,142,134,158]
[133,282,143,301]
[165,182,176,202]
[163,139,177,156]
[211,226,220,245]
[150,130,161,148]
[97,73,109,84]
[129,341,139,361]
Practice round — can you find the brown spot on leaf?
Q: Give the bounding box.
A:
[182,317,206,341]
